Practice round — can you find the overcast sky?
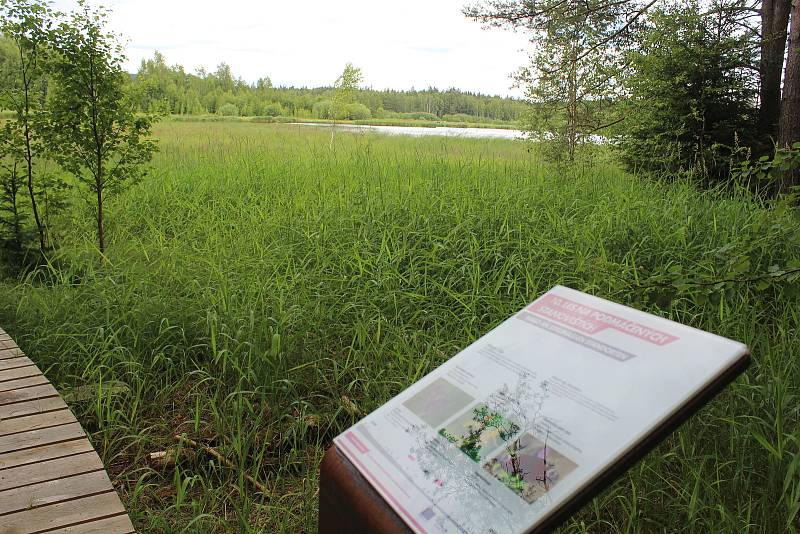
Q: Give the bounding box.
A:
[52,0,531,97]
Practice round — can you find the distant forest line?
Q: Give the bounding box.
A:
[129,51,528,123]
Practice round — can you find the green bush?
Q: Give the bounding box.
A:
[443,113,482,124]
[339,103,371,120]
[312,100,332,119]
[400,111,439,121]
[261,102,284,117]
[218,103,239,117]
[312,101,371,121]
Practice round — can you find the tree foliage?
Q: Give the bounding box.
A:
[331,63,363,120]
[467,1,655,161]
[45,1,157,254]
[0,0,58,252]
[127,51,528,123]
[469,0,800,192]
[619,1,759,183]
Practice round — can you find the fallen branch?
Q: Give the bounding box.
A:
[174,434,269,494]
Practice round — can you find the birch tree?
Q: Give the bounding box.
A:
[46,1,156,255]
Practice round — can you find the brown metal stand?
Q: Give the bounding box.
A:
[318,445,413,534]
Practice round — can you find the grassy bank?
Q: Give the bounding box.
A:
[166,114,519,129]
[0,122,797,533]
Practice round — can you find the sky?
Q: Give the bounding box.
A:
[52,0,532,97]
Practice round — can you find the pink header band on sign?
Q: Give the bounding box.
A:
[346,431,370,454]
[528,294,679,346]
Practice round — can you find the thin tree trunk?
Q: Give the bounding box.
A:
[759,0,792,139]
[19,46,46,252]
[567,46,578,163]
[778,0,800,193]
[96,183,105,254]
[23,125,45,252]
[88,41,106,255]
[95,149,105,254]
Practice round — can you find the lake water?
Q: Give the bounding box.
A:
[290,122,524,139]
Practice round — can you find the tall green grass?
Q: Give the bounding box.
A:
[0,121,797,533]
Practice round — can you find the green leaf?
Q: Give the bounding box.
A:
[732,257,751,274]
[751,430,781,460]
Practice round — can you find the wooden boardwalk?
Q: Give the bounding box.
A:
[0,327,135,534]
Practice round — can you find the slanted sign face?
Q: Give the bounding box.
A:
[333,286,749,534]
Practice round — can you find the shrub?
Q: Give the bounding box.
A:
[262,102,283,117]
[311,101,371,120]
[401,111,439,121]
[339,103,371,120]
[218,103,239,117]
[443,113,481,123]
[312,100,332,119]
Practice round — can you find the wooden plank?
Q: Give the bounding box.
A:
[0,383,60,406]
[0,421,85,455]
[0,491,125,533]
[0,451,103,491]
[0,438,93,470]
[0,357,35,371]
[0,375,51,393]
[0,329,134,532]
[0,347,23,360]
[44,514,135,534]
[0,471,114,515]
[0,396,68,421]
[0,409,76,437]
[0,365,42,383]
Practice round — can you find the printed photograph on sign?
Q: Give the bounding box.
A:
[403,378,475,428]
[439,404,520,463]
[484,432,578,504]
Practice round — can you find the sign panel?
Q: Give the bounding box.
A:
[333,286,749,534]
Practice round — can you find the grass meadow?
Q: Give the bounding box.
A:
[0,121,798,532]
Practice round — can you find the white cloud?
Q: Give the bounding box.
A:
[51,0,531,97]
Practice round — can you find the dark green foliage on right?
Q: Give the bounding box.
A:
[619,1,759,184]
